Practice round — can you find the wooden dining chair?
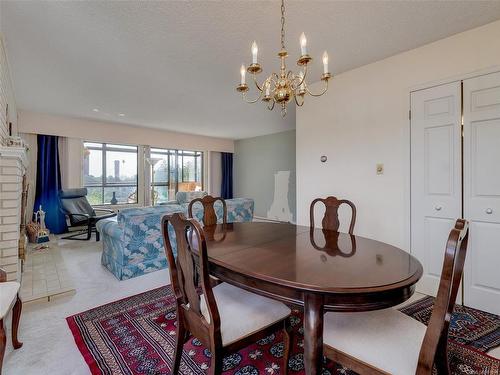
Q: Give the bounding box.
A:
[161,212,292,375]
[188,195,228,274]
[310,196,356,234]
[188,195,227,228]
[322,219,469,375]
[0,268,23,374]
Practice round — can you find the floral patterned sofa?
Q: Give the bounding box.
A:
[96,194,254,280]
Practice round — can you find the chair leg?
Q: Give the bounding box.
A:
[0,319,5,375]
[172,318,186,374]
[283,318,292,374]
[12,295,23,349]
[86,222,92,240]
[209,351,223,375]
[435,336,450,375]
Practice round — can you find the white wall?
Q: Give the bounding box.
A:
[234,130,296,222]
[18,110,234,153]
[297,20,500,250]
[0,35,17,142]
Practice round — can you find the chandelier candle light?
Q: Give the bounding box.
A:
[236,0,331,117]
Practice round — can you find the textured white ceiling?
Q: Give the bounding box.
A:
[2,1,500,139]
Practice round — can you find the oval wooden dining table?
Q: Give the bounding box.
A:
[198,221,423,375]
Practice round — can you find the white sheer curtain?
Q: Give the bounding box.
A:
[20,132,37,222]
[58,137,83,189]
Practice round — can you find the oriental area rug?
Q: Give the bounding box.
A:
[67,286,500,375]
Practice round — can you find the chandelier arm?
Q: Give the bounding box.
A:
[291,65,307,90]
[294,94,305,107]
[242,89,264,103]
[287,70,297,89]
[253,74,265,92]
[306,79,329,97]
[291,64,308,90]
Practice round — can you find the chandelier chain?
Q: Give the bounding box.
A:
[280,0,286,50]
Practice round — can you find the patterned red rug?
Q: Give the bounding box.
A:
[399,295,500,352]
[67,286,500,375]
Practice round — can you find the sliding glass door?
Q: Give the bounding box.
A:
[149,148,203,204]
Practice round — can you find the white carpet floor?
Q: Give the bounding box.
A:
[3,235,499,374]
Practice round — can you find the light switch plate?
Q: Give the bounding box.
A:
[376,163,384,175]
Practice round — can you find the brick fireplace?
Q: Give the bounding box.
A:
[0,145,28,281]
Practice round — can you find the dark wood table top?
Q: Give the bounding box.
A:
[197,221,423,375]
[203,221,422,295]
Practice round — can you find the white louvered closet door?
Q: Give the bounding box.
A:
[463,71,500,315]
[410,81,462,297]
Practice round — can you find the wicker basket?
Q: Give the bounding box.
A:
[26,222,39,243]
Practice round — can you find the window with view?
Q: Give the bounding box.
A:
[83,142,138,205]
[150,148,203,204]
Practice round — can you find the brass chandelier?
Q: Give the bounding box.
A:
[236,0,331,117]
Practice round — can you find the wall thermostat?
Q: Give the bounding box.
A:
[320,155,327,163]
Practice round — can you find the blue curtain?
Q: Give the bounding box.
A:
[34,135,68,234]
[221,152,233,199]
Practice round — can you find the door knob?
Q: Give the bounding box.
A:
[435,206,442,211]
[486,208,493,214]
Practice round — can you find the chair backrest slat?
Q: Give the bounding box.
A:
[161,213,221,333]
[188,195,227,226]
[310,196,356,234]
[416,219,469,374]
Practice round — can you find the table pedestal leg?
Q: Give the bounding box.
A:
[303,293,324,375]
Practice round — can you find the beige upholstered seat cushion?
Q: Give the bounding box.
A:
[0,282,20,319]
[200,282,291,346]
[324,308,427,375]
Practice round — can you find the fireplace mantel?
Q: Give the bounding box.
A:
[0,145,29,169]
[0,144,28,281]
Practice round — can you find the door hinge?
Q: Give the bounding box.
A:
[409,109,411,120]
